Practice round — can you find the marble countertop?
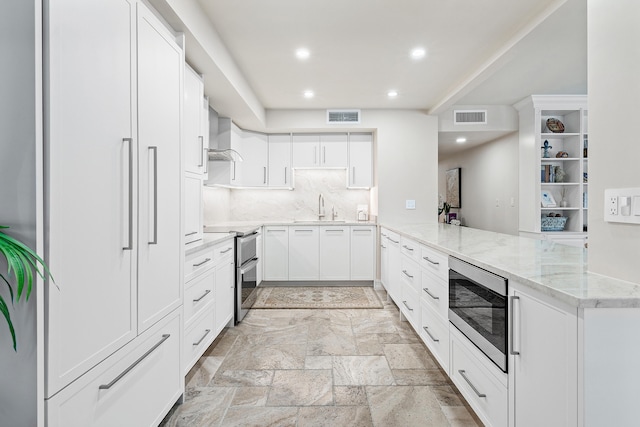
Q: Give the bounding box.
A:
[382,222,640,309]
[185,232,235,256]
[204,220,377,230]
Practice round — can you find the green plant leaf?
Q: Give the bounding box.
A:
[0,295,17,351]
[0,274,15,304]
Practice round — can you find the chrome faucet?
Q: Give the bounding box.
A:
[331,205,338,221]
[318,193,325,220]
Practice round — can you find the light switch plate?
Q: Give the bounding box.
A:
[405,200,416,210]
[604,188,640,224]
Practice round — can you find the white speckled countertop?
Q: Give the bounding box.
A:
[383,222,640,309]
[185,232,235,256]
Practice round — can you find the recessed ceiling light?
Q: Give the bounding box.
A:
[387,90,398,98]
[410,47,426,60]
[303,90,314,99]
[456,137,467,143]
[296,48,310,60]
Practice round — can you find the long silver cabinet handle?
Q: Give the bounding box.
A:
[352,166,356,183]
[284,167,287,184]
[388,238,400,244]
[510,295,521,355]
[423,288,439,300]
[422,326,439,342]
[198,136,204,167]
[458,370,486,398]
[220,247,233,254]
[402,301,414,311]
[193,289,211,302]
[193,329,211,346]
[99,334,170,390]
[423,256,439,265]
[314,146,317,164]
[402,270,414,279]
[185,231,198,237]
[323,146,326,164]
[123,138,134,251]
[402,245,414,251]
[381,245,387,249]
[263,166,267,184]
[149,146,158,245]
[203,147,208,173]
[193,258,212,267]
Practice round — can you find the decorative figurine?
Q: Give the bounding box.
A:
[541,140,552,158]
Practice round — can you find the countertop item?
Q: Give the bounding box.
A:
[185,232,235,256]
[382,222,640,309]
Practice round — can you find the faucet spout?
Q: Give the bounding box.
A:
[318,193,325,220]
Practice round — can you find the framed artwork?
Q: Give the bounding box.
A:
[541,191,557,207]
[446,168,461,208]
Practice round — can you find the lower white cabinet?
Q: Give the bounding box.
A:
[383,228,401,302]
[214,249,235,334]
[263,226,289,280]
[289,226,320,280]
[319,225,350,280]
[184,305,215,374]
[46,310,182,427]
[420,303,449,372]
[350,226,375,280]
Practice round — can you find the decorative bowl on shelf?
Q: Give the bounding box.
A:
[541,216,568,232]
[546,118,565,133]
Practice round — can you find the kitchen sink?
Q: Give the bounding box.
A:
[293,220,346,223]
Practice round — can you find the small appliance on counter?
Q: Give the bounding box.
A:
[357,205,369,221]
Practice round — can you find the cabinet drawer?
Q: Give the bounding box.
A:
[420,304,449,372]
[385,230,401,247]
[419,245,448,281]
[450,327,508,427]
[401,257,421,294]
[212,239,235,263]
[47,311,181,427]
[184,269,215,325]
[400,285,420,330]
[185,247,216,282]
[401,237,420,262]
[184,305,216,374]
[420,270,448,321]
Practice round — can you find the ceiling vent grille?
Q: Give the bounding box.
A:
[454,110,487,125]
[327,109,361,124]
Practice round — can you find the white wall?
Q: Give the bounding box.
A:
[438,133,519,235]
[587,0,640,283]
[266,109,439,225]
[0,0,39,425]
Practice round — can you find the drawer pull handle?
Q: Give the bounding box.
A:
[422,326,439,342]
[458,370,486,398]
[402,270,414,279]
[423,287,439,300]
[193,289,211,302]
[402,245,414,251]
[193,329,211,346]
[220,247,233,254]
[388,238,400,244]
[193,258,212,267]
[402,301,413,311]
[99,334,170,390]
[423,256,440,265]
[185,231,198,237]
[381,244,387,249]
[510,295,521,356]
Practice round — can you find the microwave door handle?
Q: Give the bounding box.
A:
[510,295,521,356]
[238,231,259,244]
[240,257,259,274]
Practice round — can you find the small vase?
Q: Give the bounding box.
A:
[560,200,569,208]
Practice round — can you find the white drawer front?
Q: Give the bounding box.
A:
[47,311,182,427]
[420,270,448,321]
[450,328,508,427]
[184,305,216,374]
[420,304,450,372]
[401,237,420,262]
[212,239,235,264]
[184,269,215,325]
[420,244,448,281]
[185,247,216,282]
[400,285,420,331]
[401,256,421,294]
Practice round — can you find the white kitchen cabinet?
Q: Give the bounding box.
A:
[400,280,420,330]
[256,231,263,285]
[292,133,348,168]
[45,0,183,404]
[206,118,243,186]
[263,226,289,280]
[348,133,373,188]
[384,229,402,303]
[420,304,449,372]
[350,226,375,280]
[380,230,389,290]
[214,247,235,334]
[268,134,292,187]
[508,281,578,427]
[319,226,350,280]
[184,65,207,176]
[289,226,320,280]
[184,176,203,243]
[241,130,268,187]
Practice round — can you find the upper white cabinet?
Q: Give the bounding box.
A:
[45,0,183,419]
[292,134,348,168]
[241,131,268,187]
[184,176,203,243]
[268,134,292,187]
[184,65,208,177]
[348,133,373,188]
[206,118,243,186]
[350,226,375,280]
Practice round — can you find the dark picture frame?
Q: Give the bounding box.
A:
[446,168,461,208]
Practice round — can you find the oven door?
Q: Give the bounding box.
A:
[448,257,508,372]
[236,257,258,323]
[237,231,258,266]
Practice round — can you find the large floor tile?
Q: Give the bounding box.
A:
[383,343,439,369]
[266,369,334,406]
[161,387,234,427]
[220,406,298,427]
[221,343,307,370]
[297,406,373,427]
[333,355,395,385]
[366,385,450,427]
[211,369,274,387]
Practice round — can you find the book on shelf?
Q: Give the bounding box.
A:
[541,164,555,183]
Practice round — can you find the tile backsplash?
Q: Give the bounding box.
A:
[203,169,371,224]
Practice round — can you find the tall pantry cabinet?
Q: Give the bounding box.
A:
[44,0,184,424]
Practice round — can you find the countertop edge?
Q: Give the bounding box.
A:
[185,233,236,256]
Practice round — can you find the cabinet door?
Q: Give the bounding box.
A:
[215,254,235,333]
[289,226,320,280]
[184,176,203,243]
[348,133,373,188]
[511,284,578,427]
[319,226,350,280]
[380,233,389,288]
[320,134,348,167]
[184,66,205,175]
[263,227,289,280]
[350,226,375,280]
[268,134,292,187]
[292,134,320,167]
[386,233,402,303]
[46,0,137,395]
[136,2,183,333]
[241,131,268,187]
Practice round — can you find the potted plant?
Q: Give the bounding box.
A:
[0,226,52,351]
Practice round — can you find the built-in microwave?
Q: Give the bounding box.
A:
[449,257,508,372]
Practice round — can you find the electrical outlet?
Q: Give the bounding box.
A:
[609,196,618,215]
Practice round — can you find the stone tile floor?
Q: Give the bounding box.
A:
[160,289,482,427]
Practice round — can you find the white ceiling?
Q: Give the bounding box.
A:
[192,0,586,151]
